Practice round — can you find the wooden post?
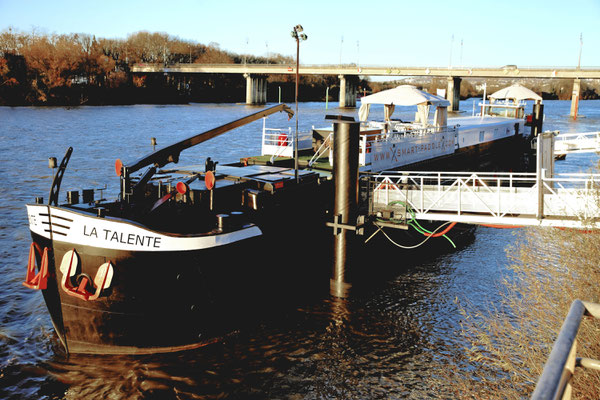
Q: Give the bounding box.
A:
[570,79,581,119]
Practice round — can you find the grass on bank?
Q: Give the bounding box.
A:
[430,223,600,398]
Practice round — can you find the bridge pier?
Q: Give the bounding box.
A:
[570,78,580,119]
[446,77,461,112]
[244,74,267,105]
[338,75,357,108]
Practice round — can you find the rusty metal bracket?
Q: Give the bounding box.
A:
[326,214,365,236]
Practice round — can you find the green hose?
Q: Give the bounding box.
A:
[385,200,456,248]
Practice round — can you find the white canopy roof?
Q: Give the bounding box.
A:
[360,85,450,107]
[489,84,542,102]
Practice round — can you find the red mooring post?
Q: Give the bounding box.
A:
[330,119,360,298]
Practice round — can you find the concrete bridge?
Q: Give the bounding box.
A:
[132,63,600,116]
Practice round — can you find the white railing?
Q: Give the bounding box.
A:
[261,120,312,161]
[370,170,600,228]
[363,121,454,137]
[554,131,600,155]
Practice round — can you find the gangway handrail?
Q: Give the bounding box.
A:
[554,131,600,155]
[555,131,600,140]
[375,170,600,178]
[368,169,600,229]
[531,300,600,400]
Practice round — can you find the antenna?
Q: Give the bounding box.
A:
[577,33,583,70]
[448,34,454,69]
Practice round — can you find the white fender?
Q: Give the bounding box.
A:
[94,262,114,290]
[59,249,79,278]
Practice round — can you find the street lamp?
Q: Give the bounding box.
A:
[291,24,307,183]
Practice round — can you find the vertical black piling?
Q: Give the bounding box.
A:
[330,119,360,298]
[532,102,544,137]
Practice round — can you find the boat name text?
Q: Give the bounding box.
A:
[83,225,161,248]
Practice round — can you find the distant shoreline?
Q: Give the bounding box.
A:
[3,29,598,107]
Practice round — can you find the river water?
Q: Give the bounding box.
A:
[0,100,599,399]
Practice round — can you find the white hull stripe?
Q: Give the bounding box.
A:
[26,205,262,252]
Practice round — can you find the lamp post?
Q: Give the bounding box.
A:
[265,41,269,64]
[577,33,583,70]
[291,25,307,183]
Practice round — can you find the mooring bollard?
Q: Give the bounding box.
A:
[330,118,360,298]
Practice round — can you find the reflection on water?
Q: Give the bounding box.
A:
[0,100,599,399]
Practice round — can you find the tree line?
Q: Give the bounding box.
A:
[0,28,370,106]
[1,28,597,106]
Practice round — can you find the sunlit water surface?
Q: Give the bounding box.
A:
[0,100,598,399]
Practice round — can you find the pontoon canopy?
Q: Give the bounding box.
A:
[489,84,542,102]
[358,85,449,126]
[360,85,450,106]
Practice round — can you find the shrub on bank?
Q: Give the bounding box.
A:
[433,225,600,399]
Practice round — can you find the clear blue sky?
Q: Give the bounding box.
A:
[1,0,599,67]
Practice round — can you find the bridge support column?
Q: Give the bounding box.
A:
[244,73,254,105]
[338,75,356,108]
[260,76,267,104]
[244,74,267,105]
[446,77,461,112]
[570,78,580,119]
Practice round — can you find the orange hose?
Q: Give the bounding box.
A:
[422,222,457,237]
[480,224,524,229]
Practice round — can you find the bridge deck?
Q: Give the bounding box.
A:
[132,63,600,79]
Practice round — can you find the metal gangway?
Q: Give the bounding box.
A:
[367,131,600,230]
[554,131,600,157]
[370,169,600,229]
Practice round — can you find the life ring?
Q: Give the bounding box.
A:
[278,133,288,146]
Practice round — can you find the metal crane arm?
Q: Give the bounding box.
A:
[122,103,294,175]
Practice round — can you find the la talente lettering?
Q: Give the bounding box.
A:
[83,225,161,248]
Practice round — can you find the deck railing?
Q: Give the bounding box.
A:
[531,300,600,400]
[260,119,312,161]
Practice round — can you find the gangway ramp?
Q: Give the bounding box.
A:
[369,170,600,229]
[554,131,600,157]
